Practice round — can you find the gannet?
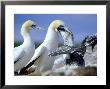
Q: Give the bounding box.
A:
[19,20,72,75]
[48,35,97,76]
[50,29,74,69]
[85,34,97,51]
[14,20,40,74]
[49,35,97,66]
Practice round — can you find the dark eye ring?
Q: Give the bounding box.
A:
[31,24,36,28]
[57,25,66,31]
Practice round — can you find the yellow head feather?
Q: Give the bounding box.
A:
[22,20,34,30]
[50,20,65,30]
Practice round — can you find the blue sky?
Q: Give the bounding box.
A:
[14,14,97,43]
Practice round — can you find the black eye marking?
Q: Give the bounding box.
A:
[31,24,36,28]
[57,25,66,32]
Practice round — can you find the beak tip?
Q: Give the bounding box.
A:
[36,27,45,32]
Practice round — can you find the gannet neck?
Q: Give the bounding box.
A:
[21,28,33,45]
[80,44,86,56]
[44,26,59,43]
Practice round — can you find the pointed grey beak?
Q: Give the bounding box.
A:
[57,25,72,35]
[31,24,45,31]
[36,26,46,31]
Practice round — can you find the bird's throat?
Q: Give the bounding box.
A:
[43,27,59,50]
[21,28,32,45]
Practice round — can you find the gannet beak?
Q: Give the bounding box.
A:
[31,24,45,32]
[36,26,46,32]
[57,25,72,35]
[63,27,72,35]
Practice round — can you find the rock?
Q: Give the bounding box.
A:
[71,66,97,76]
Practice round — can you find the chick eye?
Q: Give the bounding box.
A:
[57,25,66,32]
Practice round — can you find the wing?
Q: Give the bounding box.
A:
[14,47,25,64]
[71,47,81,53]
[65,52,85,66]
[19,45,46,75]
[71,47,85,57]
[48,45,73,56]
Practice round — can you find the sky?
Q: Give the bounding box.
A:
[14,14,97,43]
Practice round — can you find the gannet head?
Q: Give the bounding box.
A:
[50,20,72,36]
[51,20,73,46]
[82,35,97,47]
[22,20,36,31]
[50,20,64,30]
[81,36,89,47]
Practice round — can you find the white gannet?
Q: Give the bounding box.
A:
[19,20,72,75]
[14,20,40,74]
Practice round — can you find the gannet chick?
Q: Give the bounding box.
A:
[47,36,92,76]
[51,29,74,69]
[49,36,95,66]
[14,20,40,75]
[19,20,72,75]
[85,34,97,51]
[48,34,96,76]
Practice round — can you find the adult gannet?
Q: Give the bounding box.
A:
[14,20,41,74]
[19,20,72,75]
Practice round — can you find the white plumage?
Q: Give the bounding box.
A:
[21,20,72,75]
[14,20,36,73]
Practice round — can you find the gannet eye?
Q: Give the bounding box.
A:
[31,24,36,28]
[57,25,66,32]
